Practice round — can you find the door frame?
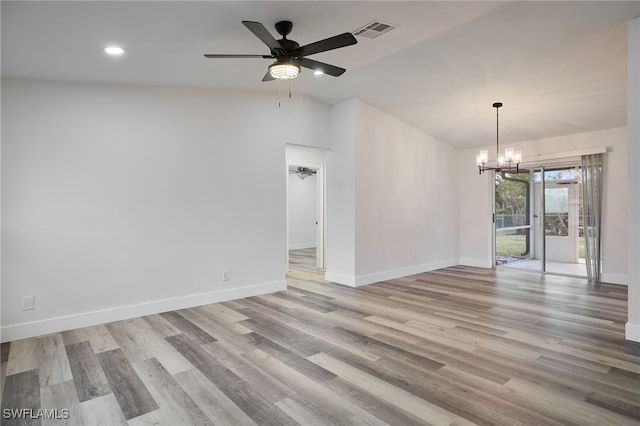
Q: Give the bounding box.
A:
[285,162,326,271]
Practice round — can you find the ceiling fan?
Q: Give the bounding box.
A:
[204,21,357,81]
[289,166,317,179]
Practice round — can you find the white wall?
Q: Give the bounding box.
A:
[355,101,460,283]
[627,16,640,343]
[286,144,327,167]
[326,100,459,286]
[459,127,628,284]
[325,100,357,283]
[1,78,330,341]
[288,173,317,249]
[458,152,494,268]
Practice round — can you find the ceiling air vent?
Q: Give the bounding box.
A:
[353,20,398,39]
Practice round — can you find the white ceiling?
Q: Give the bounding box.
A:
[2,1,639,149]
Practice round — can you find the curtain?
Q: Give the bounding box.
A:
[581,154,603,283]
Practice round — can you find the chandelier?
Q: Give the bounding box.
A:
[476,102,522,175]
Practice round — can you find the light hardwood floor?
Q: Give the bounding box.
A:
[288,247,319,275]
[1,258,639,425]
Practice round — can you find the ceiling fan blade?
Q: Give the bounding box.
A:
[262,71,275,82]
[242,21,283,53]
[298,58,346,77]
[292,33,357,57]
[204,54,272,58]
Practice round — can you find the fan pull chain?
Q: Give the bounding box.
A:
[275,80,293,109]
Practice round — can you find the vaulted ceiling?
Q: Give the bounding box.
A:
[2,1,639,149]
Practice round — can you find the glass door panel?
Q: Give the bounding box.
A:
[495,172,532,267]
[545,186,573,262]
[543,167,586,276]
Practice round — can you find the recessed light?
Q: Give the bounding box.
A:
[104,46,125,55]
[314,70,324,76]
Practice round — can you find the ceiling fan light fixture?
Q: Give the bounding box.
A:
[204,21,357,82]
[269,60,300,80]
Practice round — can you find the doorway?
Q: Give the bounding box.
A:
[495,165,586,277]
[285,144,326,277]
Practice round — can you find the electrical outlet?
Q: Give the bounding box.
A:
[222,270,230,281]
[412,252,417,262]
[23,296,35,311]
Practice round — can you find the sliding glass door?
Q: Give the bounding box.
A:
[496,165,586,277]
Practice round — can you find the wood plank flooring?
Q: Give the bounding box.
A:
[1,255,639,425]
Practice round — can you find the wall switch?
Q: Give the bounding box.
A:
[23,296,35,311]
[222,270,230,281]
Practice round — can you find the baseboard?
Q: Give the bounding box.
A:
[326,258,458,288]
[1,280,286,343]
[626,322,640,343]
[601,273,628,285]
[459,258,493,268]
[324,271,357,287]
[289,243,316,250]
[355,259,458,286]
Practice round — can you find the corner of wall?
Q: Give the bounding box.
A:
[601,273,628,286]
[626,322,640,343]
[324,271,357,287]
[626,16,640,342]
